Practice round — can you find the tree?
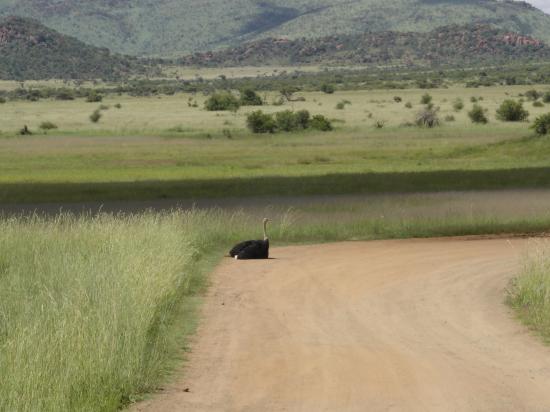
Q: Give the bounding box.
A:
[496,100,529,122]
[531,113,550,136]
[204,92,240,111]
[246,111,276,133]
[468,104,488,124]
[240,89,263,106]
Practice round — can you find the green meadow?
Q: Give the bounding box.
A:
[1,85,550,203]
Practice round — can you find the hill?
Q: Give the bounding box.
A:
[0,16,152,80]
[180,24,550,67]
[0,0,549,56]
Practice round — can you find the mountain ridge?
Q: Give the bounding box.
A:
[180,23,550,67]
[0,0,549,56]
[0,16,153,80]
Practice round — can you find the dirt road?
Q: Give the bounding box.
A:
[134,238,550,411]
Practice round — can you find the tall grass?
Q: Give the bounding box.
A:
[2,208,550,411]
[508,241,550,343]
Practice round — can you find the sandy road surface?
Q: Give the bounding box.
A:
[134,238,550,412]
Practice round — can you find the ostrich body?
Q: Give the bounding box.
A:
[230,218,270,260]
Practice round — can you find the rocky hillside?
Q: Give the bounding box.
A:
[0,16,152,80]
[180,24,550,67]
[0,0,548,56]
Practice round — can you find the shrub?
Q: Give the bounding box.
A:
[496,100,529,122]
[321,84,335,94]
[99,104,109,111]
[275,110,311,131]
[275,110,299,132]
[114,103,122,109]
[543,92,550,104]
[0,97,6,104]
[39,121,58,131]
[531,113,550,135]
[393,96,402,103]
[374,120,385,129]
[415,107,440,128]
[420,93,432,105]
[86,91,103,103]
[204,92,240,111]
[246,111,276,133]
[470,96,478,103]
[309,115,333,131]
[444,115,455,122]
[335,99,351,110]
[453,98,464,112]
[89,110,102,123]
[55,89,75,101]
[405,102,413,109]
[294,110,311,129]
[525,89,540,101]
[468,104,488,124]
[239,89,263,106]
[533,101,544,108]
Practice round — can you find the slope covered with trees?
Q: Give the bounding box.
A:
[0,16,153,80]
[180,24,550,67]
[0,0,548,56]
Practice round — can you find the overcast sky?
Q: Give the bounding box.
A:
[525,0,550,13]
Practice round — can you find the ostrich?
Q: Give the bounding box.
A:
[229,218,270,260]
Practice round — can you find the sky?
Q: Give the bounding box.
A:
[525,0,550,13]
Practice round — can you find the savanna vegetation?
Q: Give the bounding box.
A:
[509,241,550,344]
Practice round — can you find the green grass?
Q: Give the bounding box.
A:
[2,86,550,203]
[2,206,550,411]
[508,242,550,344]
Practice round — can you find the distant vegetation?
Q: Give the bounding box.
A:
[246,109,332,133]
[0,17,156,80]
[180,25,550,68]
[1,0,549,56]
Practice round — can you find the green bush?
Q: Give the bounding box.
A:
[321,84,335,94]
[114,103,122,109]
[239,89,263,106]
[453,98,464,111]
[310,115,333,131]
[204,92,240,111]
[393,96,402,103]
[420,93,432,105]
[294,110,311,129]
[86,91,103,103]
[525,89,540,101]
[533,101,544,108]
[543,92,550,104]
[531,113,550,135]
[39,121,58,131]
[468,104,489,124]
[404,102,412,109]
[0,97,6,104]
[275,110,299,132]
[275,110,311,132]
[496,100,529,122]
[55,89,75,101]
[444,115,455,122]
[246,111,276,133]
[89,110,102,123]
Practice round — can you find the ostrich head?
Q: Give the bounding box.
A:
[263,218,270,240]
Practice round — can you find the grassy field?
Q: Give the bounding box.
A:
[1,85,550,203]
[508,241,550,343]
[2,199,550,412]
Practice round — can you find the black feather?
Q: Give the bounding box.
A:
[229,239,269,260]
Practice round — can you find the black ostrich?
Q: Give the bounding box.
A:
[229,218,270,260]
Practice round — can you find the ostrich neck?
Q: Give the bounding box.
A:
[263,221,268,240]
